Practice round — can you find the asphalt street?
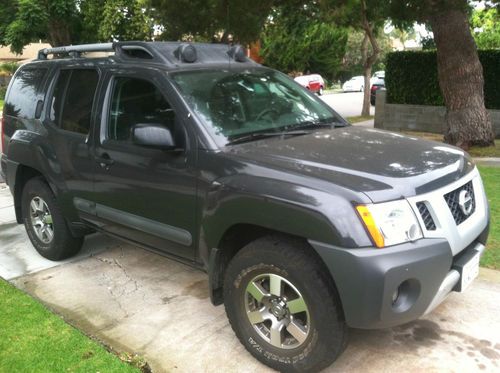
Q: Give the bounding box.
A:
[320,91,375,118]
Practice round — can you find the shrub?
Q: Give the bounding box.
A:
[0,85,7,100]
[386,50,500,110]
[0,62,19,76]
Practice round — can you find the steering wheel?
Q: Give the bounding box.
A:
[256,108,280,122]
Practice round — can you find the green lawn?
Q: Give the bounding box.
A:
[0,279,142,373]
[400,131,500,158]
[478,166,500,270]
[347,115,374,123]
[0,99,4,111]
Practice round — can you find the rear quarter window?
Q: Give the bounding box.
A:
[4,67,48,119]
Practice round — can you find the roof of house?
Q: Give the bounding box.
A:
[0,42,52,62]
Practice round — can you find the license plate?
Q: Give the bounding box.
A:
[459,251,480,292]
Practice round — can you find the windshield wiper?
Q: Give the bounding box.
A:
[227,130,309,145]
[284,120,347,132]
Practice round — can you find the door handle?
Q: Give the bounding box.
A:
[95,153,114,169]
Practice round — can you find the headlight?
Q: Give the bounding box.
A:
[356,200,422,248]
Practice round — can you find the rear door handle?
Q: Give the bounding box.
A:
[95,153,114,169]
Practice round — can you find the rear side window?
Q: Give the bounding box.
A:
[50,69,99,135]
[5,68,48,118]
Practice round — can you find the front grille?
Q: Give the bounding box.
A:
[444,181,475,225]
[417,202,436,230]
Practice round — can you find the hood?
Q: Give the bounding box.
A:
[225,126,475,202]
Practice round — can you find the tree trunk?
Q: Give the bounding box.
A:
[48,20,72,47]
[428,9,494,148]
[359,0,379,117]
[360,34,371,116]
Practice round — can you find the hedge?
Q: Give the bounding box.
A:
[386,50,500,110]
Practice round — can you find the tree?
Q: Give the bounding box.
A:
[322,0,387,116]
[388,0,495,148]
[388,24,417,50]
[471,7,500,49]
[99,0,154,41]
[340,28,391,82]
[0,0,155,53]
[261,2,348,81]
[0,0,79,53]
[150,0,274,43]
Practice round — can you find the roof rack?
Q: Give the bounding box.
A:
[37,41,257,67]
[38,43,115,60]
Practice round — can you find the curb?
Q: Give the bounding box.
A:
[474,157,500,167]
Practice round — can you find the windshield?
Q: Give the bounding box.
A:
[170,68,346,146]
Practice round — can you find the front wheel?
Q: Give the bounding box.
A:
[224,236,347,372]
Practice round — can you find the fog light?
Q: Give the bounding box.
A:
[391,279,421,313]
[392,288,400,305]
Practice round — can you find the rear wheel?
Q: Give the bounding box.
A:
[21,177,83,261]
[318,86,324,96]
[224,235,347,372]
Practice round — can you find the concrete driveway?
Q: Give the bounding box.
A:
[320,92,375,118]
[1,184,500,372]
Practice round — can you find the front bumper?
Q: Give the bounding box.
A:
[309,224,489,329]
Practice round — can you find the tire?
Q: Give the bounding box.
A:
[318,86,323,96]
[360,85,364,92]
[21,177,83,261]
[224,235,347,372]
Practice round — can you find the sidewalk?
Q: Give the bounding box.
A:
[474,157,500,167]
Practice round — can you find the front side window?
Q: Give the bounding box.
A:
[5,68,48,118]
[50,69,99,135]
[171,68,344,146]
[107,77,175,141]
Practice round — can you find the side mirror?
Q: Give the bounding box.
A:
[132,123,180,151]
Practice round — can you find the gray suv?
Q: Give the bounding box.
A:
[0,42,489,372]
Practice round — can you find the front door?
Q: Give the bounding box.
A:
[91,71,197,260]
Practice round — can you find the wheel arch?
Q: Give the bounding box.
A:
[13,164,51,224]
[208,223,344,316]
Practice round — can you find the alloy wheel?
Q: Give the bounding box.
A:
[244,273,310,349]
[29,196,54,244]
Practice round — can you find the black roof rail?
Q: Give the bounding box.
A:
[37,43,114,60]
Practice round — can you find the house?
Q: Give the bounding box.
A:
[0,42,52,64]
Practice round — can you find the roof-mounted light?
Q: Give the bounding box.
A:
[174,44,197,63]
[227,45,247,62]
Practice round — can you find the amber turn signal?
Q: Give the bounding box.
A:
[356,205,385,248]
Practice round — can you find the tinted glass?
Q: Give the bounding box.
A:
[108,77,175,141]
[50,70,71,124]
[171,69,342,146]
[5,68,48,118]
[50,69,99,134]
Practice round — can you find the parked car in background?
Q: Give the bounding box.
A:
[342,76,364,92]
[370,71,385,85]
[370,77,385,105]
[294,74,325,95]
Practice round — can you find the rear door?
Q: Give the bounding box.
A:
[42,67,101,222]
